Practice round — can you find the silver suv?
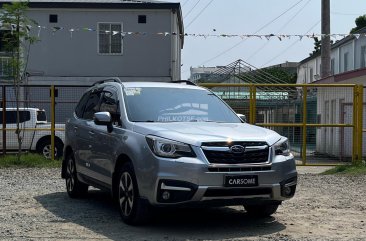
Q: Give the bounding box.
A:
[61,79,297,225]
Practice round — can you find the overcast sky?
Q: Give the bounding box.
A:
[163,0,366,79]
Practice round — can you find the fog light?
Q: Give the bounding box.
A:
[283,186,292,196]
[162,191,170,200]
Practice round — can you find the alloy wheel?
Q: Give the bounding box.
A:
[119,172,134,217]
[66,158,75,192]
[43,144,57,159]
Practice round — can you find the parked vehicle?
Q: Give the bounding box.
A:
[0,108,65,158]
[61,79,297,225]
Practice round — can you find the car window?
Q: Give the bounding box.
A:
[0,111,31,124]
[100,86,121,125]
[82,90,102,120]
[75,92,90,118]
[37,110,47,122]
[123,87,241,123]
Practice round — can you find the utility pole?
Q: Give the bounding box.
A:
[321,0,331,78]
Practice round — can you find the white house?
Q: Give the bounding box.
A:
[297,27,366,158]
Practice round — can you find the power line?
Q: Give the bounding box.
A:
[185,0,214,30]
[246,0,312,61]
[184,0,201,19]
[260,19,321,67]
[196,0,304,67]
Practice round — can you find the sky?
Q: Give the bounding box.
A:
[162,0,366,79]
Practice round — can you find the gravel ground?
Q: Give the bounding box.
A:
[0,167,365,241]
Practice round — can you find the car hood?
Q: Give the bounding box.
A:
[132,122,282,146]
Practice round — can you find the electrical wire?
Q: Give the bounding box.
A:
[184,0,201,19]
[246,0,312,61]
[182,0,190,7]
[331,11,363,16]
[260,19,321,67]
[185,0,214,30]
[197,0,304,66]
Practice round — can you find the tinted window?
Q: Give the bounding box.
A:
[123,87,240,123]
[82,91,102,120]
[37,110,47,122]
[75,92,90,118]
[0,111,31,124]
[100,86,121,125]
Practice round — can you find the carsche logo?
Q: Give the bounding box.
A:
[230,145,245,154]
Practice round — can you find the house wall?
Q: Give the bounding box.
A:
[339,42,354,73]
[297,57,319,84]
[26,8,180,81]
[354,35,366,69]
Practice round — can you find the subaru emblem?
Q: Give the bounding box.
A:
[230,145,245,154]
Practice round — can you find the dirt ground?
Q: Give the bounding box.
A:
[0,167,365,241]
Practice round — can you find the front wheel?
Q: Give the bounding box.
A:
[117,163,151,225]
[37,138,64,159]
[65,154,88,198]
[243,204,279,217]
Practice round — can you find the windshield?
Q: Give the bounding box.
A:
[37,110,47,122]
[123,87,241,123]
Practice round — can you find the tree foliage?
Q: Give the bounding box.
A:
[350,14,366,34]
[0,1,38,159]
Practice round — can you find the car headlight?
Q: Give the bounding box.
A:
[146,135,196,158]
[274,138,290,156]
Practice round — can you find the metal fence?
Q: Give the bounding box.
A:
[202,83,364,166]
[0,83,364,165]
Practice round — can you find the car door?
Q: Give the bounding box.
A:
[0,110,32,150]
[89,86,121,185]
[75,89,103,179]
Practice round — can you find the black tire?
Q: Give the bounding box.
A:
[243,204,279,217]
[117,163,151,225]
[65,154,88,198]
[36,138,64,159]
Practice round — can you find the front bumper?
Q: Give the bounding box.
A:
[141,151,297,206]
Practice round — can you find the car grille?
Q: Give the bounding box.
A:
[207,166,271,172]
[201,141,269,164]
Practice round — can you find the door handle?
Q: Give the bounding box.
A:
[73,126,78,132]
[89,131,95,135]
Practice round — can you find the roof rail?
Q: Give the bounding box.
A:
[171,80,197,86]
[93,77,122,86]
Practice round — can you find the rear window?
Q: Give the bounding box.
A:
[37,110,47,122]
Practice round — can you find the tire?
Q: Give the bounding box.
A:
[243,204,279,218]
[65,153,88,198]
[36,138,64,159]
[117,163,151,225]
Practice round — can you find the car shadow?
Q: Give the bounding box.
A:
[35,190,286,240]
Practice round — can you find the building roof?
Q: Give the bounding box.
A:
[299,26,366,65]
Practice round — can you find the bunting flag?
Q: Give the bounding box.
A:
[1,22,366,40]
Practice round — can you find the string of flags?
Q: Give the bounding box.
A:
[1,22,366,40]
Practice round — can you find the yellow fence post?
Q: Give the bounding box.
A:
[51,85,55,160]
[357,85,363,164]
[352,85,358,163]
[249,85,254,124]
[252,85,257,124]
[302,86,307,165]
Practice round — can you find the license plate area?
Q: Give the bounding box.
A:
[224,175,258,187]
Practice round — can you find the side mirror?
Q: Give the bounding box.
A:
[94,112,113,132]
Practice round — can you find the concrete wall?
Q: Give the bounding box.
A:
[26,8,181,81]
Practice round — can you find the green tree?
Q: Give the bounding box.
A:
[350,14,366,34]
[0,1,38,160]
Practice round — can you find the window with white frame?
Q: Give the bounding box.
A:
[361,46,366,68]
[98,23,123,54]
